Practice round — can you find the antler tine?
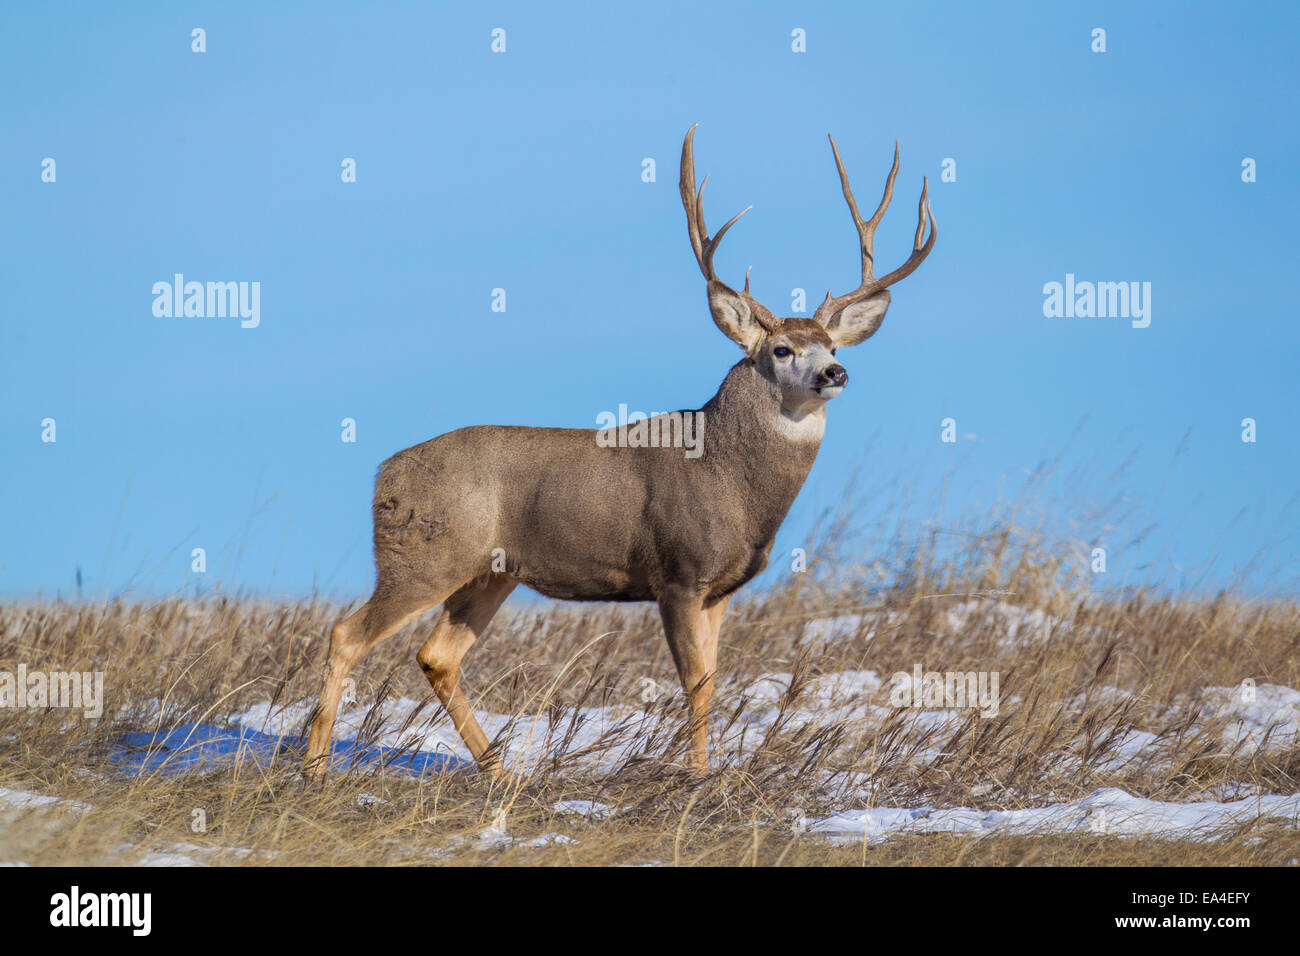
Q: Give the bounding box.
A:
[829,135,898,284]
[680,124,751,284]
[680,125,706,270]
[814,138,936,324]
[869,178,936,292]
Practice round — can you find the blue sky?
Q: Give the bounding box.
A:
[2,1,1297,601]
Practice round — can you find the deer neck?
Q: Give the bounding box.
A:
[698,358,826,531]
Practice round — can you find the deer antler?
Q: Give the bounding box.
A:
[680,124,753,289]
[812,136,936,325]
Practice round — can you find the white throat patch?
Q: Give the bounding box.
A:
[774,403,827,442]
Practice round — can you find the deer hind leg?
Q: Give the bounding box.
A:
[659,588,730,773]
[417,574,517,776]
[304,588,441,777]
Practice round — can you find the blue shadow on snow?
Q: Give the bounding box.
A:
[108,722,473,777]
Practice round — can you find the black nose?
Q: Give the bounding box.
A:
[819,364,848,387]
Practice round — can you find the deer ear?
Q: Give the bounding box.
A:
[825,290,891,348]
[707,281,766,351]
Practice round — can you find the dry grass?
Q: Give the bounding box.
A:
[2,497,1297,866]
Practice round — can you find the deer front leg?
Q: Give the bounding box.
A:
[658,587,727,773]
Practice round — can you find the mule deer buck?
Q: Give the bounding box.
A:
[304,125,935,778]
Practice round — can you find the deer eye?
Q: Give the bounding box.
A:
[773,347,793,358]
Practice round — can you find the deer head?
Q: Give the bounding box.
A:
[680,124,936,415]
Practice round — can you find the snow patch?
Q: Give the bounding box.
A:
[809,788,1300,843]
[1192,683,1300,753]
[0,787,92,813]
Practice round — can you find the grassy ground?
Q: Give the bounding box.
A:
[2,510,1297,866]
